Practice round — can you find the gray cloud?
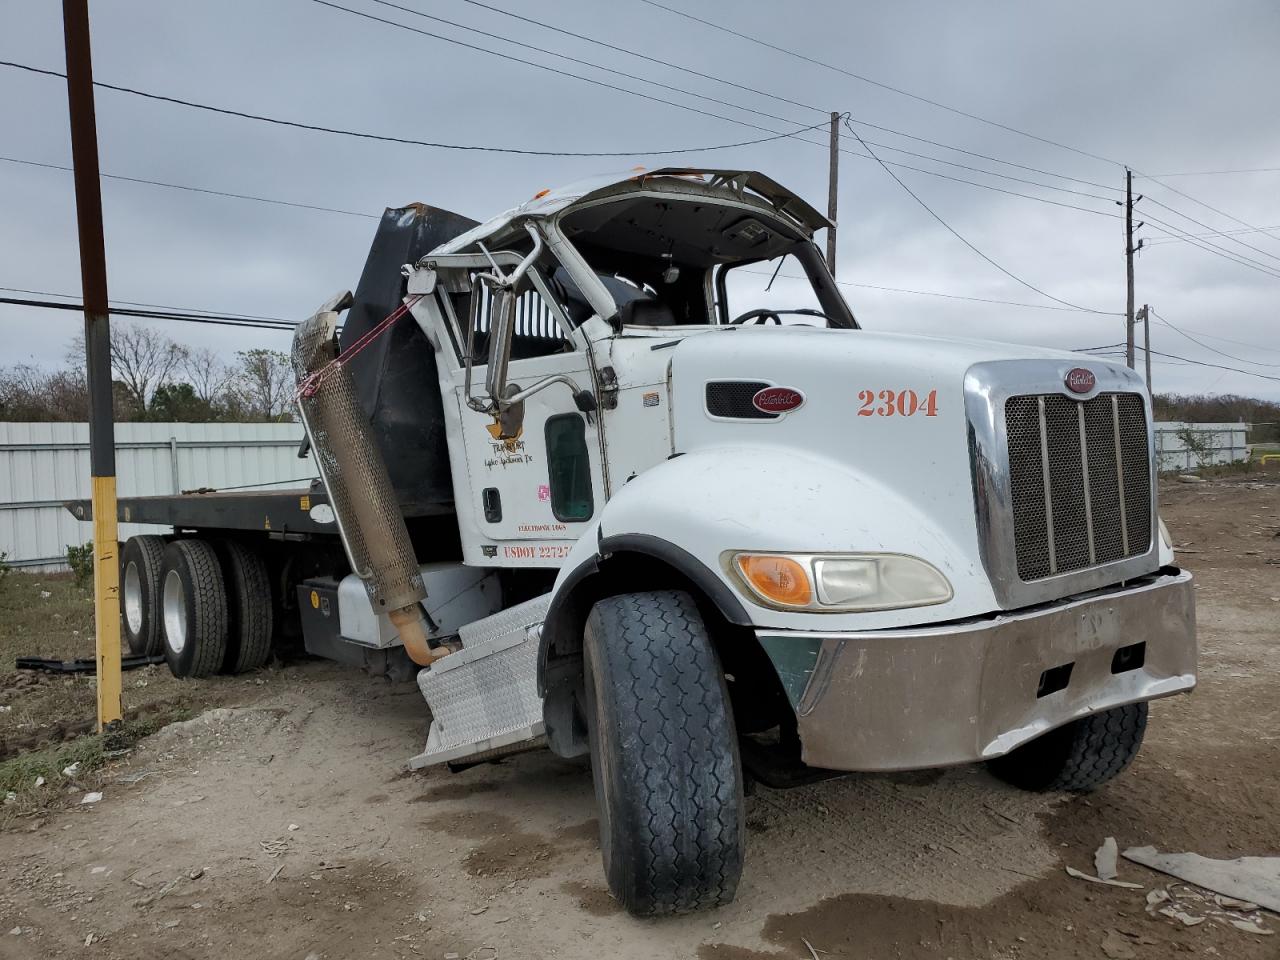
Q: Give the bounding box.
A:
[2,0,1277,397]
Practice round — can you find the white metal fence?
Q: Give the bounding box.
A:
[0,422,317,571]
[1154,422,1249,472]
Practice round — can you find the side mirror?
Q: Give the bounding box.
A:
[484,286,516,406]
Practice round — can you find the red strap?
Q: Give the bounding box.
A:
[296,295,424,400]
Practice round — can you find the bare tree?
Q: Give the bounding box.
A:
[233,349,294,421]
[0,363,88,420]
[182,346,236,406]
[65,320,188,413]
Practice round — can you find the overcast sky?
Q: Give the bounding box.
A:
[2,0,1278,399]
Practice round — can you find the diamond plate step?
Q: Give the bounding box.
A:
[408,594,550,769]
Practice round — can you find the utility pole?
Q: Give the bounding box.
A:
[826,111,839,276]
[1123,168,1144,370]
[1138,303,1152,392]
[63,0,122,732]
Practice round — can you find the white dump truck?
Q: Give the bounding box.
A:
[74,168,1197,916]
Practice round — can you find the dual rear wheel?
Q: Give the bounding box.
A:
[121,535,272,678]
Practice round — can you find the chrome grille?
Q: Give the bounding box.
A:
[1005,392,1151,581]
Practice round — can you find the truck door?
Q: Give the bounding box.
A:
[440,261,604,566]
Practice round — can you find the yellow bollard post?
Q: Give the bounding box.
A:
[91,477,123,729]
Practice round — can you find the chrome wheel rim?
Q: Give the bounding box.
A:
[162,569,188,654]
[123,561,144,636]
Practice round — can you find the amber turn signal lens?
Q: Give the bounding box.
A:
[735,555,812,607]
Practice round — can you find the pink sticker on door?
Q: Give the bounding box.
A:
[537,484,551,502]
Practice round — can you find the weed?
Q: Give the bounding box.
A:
[66,542,94,587]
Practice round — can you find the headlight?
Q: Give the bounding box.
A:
[728,552,953,612]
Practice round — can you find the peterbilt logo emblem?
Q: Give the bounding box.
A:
[752,386,805,414]
[1064,368,1096,394]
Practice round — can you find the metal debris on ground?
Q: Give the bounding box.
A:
[1095,837,1119,881]
[1123,845,1280,913]
[1145,883,1275,935]
[1065,865,1142,889]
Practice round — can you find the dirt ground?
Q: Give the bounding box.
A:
[0,476,1277,959]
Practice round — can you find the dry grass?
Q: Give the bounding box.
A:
[0,570,273,828]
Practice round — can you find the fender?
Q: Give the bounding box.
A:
[537,445,998,692]
[538,531,752,696]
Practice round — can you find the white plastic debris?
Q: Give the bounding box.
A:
[8,926,21,936]
[3,792,16,806]
[62,762,80,778]
[40,590,52,599]
[1066,865,1142,889]
[1226,918,1274,936]
[288,823,300,832]
[1095,837,1119,881]
[33,776,44,788]
[80,792,103,805]
[1123,846,1280,913]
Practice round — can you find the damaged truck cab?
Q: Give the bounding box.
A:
[385,169,1196,914]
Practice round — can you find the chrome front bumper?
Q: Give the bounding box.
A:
[758,570,1196,772]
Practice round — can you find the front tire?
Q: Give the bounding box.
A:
[120,535,167,656]
[988,702,1148,792]
[160,539,228,679]
[583,590,744,916]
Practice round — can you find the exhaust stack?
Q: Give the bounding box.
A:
[292,295,441,665]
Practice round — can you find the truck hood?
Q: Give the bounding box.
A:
[660,325,1138,623]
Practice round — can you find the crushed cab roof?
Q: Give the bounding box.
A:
[431,168,831,256]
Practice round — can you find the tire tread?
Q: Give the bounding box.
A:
[587,590,744,916]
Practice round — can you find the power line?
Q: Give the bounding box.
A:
[0,294,297,332]
[1143,348,1280,383]
[1142,196,1280,267]
[634,0,1123,168]
[843,120,1117,315]
[312,4,1126,213]
[1139,167,1280,178]
[1146,223,1280,246]
[1141,173,1280,246]
[445,0,1121,194]
[0,155,378,220]
[627,2,1280,258]
[2,54,1122,224]
[297,8,1125,221]
[0,58,830,158]
[1151,309,1280,368]
[740,269,1113,314]
[1140,212,1280,281]
[0,286,291,323]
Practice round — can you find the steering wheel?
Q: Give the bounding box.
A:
[729,308,784,325]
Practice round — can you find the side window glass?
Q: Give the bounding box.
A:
[545,414,593,521]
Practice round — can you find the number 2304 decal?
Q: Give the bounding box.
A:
[857,389,939,417]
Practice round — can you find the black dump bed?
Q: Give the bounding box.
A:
[67,203,479,533]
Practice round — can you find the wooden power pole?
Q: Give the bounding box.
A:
[826,111,839,276]
[1123,168,1144,370]
[63,0,123,732]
